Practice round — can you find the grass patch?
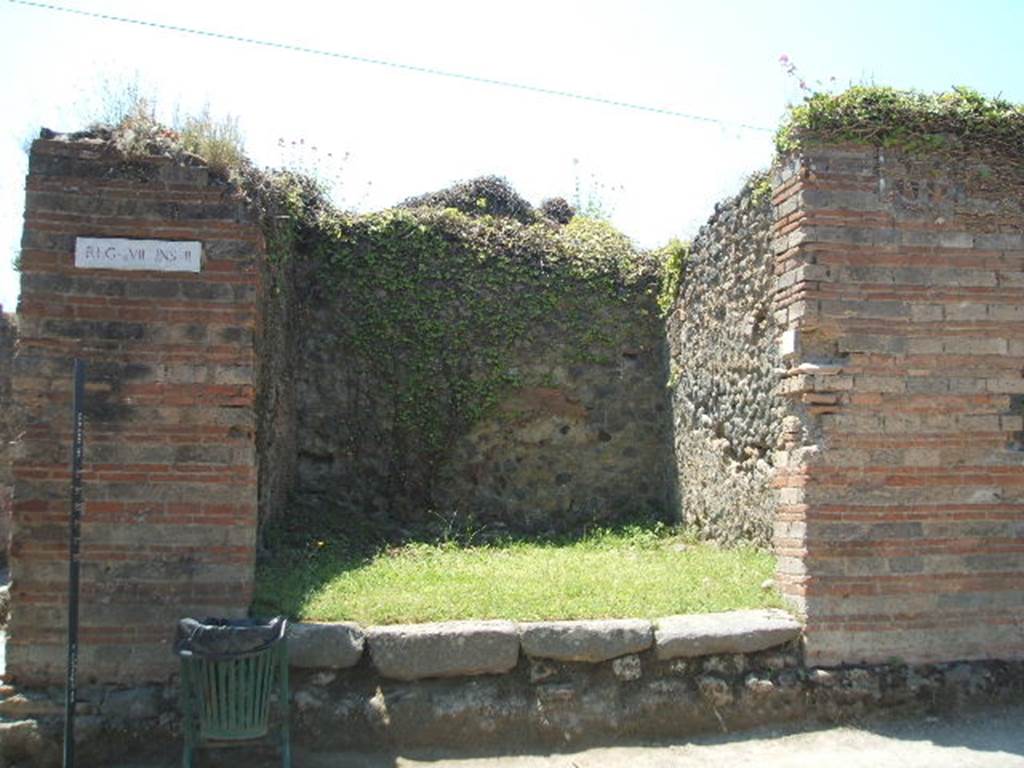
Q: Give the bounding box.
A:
[253,526,783,624]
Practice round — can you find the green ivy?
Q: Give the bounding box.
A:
[748,171,772,206]
[247,172,660,527]
[655,238,689,315]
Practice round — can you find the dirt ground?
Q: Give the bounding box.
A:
[116,704,1024,767]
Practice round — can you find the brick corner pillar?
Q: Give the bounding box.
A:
[771,141,1024,666]
[7,135,262,685]
[0,309,15,565]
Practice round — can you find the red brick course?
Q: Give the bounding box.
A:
[772,142,1024,666]
[6,137,261,685]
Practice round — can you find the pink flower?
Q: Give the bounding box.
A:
[779,54,790,63]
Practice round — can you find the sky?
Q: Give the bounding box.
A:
[0,0,1022,312]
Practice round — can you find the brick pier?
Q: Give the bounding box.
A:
[772,142,1024,665]
[6,136,262,684]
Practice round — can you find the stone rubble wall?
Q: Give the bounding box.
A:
[0,310,16,566]
[665,178,784,545]
[3,611,1023,764]
[6,135,261,684]
[435,308,674,535]
[772,142,1024,666]
[288,241,675,538]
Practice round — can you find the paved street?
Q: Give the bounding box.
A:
[117,705,1024,768]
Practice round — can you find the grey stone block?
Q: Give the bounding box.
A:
[288,622,365,669]
[519,619,653,662]
[102,686,161,720]
[367,621,519,681]
[654,610,801,660]
[0,691,61,718]
[612,654,643,681]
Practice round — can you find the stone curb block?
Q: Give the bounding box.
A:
[288,622,365,669]
[654,609,801,660]
[367,621,519,681]
[519,619,653,663]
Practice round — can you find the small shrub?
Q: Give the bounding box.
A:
[400,175,537,223]
[86,74,157,131]
[748,170,772,206]
[571,158,622,222]
[656,238,689,314]
[177,106,246,181]
[539,196,575,224]
[77,79,248,180]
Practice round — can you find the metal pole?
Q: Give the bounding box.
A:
[63,359,85,768]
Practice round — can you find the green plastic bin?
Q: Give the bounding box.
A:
[175,616,290,768]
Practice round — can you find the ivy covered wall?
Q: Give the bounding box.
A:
[255,177,675,540]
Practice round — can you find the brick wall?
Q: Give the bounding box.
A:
[7,135,261,684]
[10,129,1024,682]
[0,309,15,565]
[772,142,1024,665]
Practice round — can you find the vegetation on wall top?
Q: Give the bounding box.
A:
[776,85,1024,157]
[655,238,689,314]
[51,96,249,182]
[401,175,536,223]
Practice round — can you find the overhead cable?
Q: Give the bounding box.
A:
[9,0,774,133]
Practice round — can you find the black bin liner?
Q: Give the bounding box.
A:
[174,616,287,660]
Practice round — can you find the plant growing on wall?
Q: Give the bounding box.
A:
[250,172,662,538]
[777,85,1024,156]
[177,105,246,180]
[655,238,689,314]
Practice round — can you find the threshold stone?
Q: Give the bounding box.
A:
[654,609,801,660]
[367,620,519,681]
[288,622,366,669]
[519,619,653,662]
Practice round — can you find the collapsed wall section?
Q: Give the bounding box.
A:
[665,178,784,545]
[8,135,261,684]
[773,141,1024,665]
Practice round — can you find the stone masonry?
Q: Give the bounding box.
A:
[286,223,674,538]
[6,134,261,684]
[5,126,1024,689]
[772,142,1024,666]
[0,309,16,565]
[665,177,785,546]
[6,612,1024,764]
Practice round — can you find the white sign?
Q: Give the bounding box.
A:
[74,238,202,273]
